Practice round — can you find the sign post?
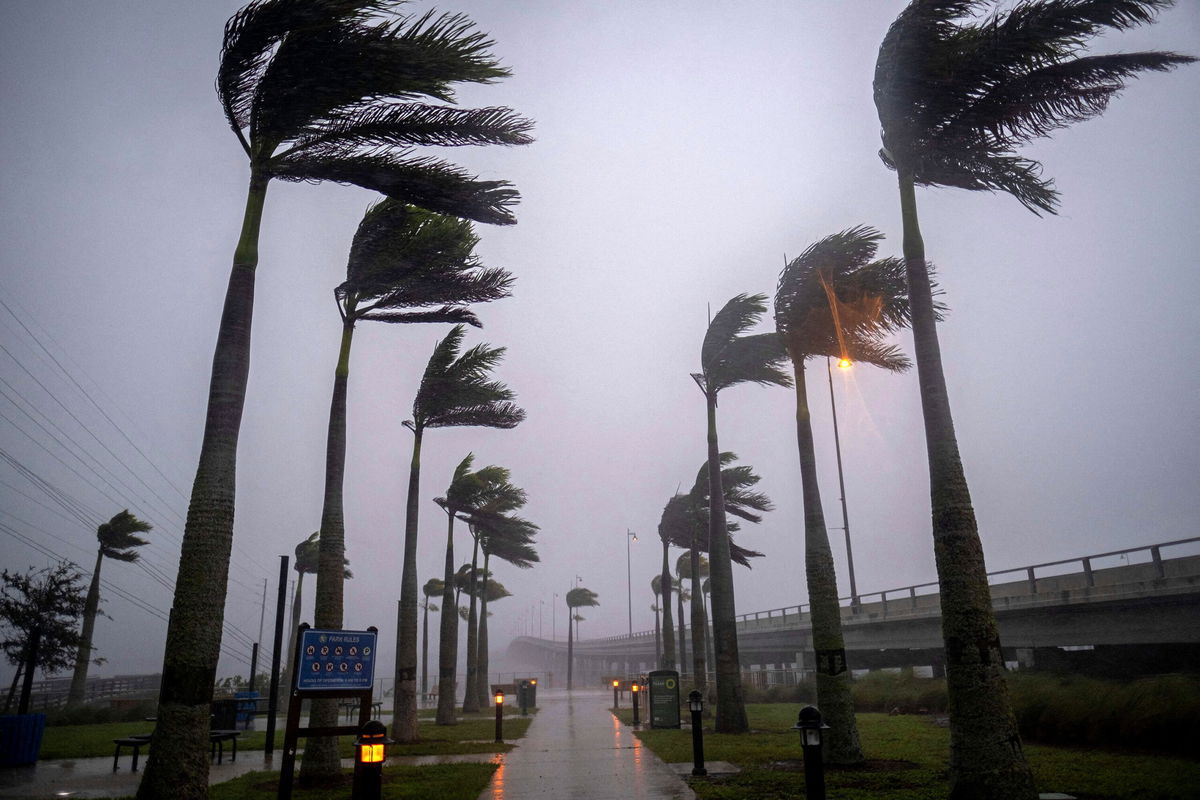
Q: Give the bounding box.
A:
[647,669,680,729]
[279,624,379,800]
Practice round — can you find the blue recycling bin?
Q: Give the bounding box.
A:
[0,713,46,766]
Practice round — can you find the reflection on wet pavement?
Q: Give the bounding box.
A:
[478,688,694,800]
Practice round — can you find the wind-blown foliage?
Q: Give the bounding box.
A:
[144,1,531,794]
[68,510,152,707]
[308,199,510,769]
[565,587,599,689]
[873,3,1192,797]
[396,328,523,738]
[2,562,87,715]
[775,225,920,765]
[693,294,790,732]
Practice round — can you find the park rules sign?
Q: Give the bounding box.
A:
[296,628,377,691]
[648,669,680,728]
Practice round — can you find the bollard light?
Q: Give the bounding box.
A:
[352,720,394,800]
[793,705,829,800]
[631,682,641,725]
[613,679,620,710]
[688,690,707,777]
[494,691,505,743]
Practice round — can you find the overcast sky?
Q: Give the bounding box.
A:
[1,1,1197,685]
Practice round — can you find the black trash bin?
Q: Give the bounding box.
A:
[0,713,46,766]
[210,699,238,731]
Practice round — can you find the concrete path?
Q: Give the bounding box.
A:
[478,688,695,800]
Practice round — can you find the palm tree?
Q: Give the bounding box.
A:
[650,576,663,666]
[775,225,919,765]
[305,202,510,772]
[565,587,598,689]
[674,565,690,677]
[67,510,151,707]
[874,3,1192,795]
[420,578,443,699]
[395,327,523,740]
[278,532,351,710]
[654,502,677,670]
[692,294,791,732]
[144,3,531,793]
[677,551,708,689]
[432,456,522,725]
[662,453,771,691]
[473,513,538,708]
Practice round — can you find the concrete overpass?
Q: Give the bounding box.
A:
[509,537,1200,684]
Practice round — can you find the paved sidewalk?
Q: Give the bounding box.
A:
[478,688,695,800]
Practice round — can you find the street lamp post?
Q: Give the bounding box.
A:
[626,530,637,642]
[827,356,860,608]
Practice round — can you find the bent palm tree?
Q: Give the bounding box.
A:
[692,293,791,732]
[395,327,523,740]
[305,201,510,773]
[650,576,663,666]
[565,587,598,689]
[874,2,1192,796]
[145,3,531,794]
[473,513,538,708]
[654,502,677,670]
[775,225,918,765]
[420,578,443,699]
[68,510,151,707]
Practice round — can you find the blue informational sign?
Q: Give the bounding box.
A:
[296,628,377,691]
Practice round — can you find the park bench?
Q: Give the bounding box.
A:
[209,729,239,764]
[111,733,152,772]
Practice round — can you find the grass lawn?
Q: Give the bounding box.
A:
[40,711,531,760]
[616,705,1200,800]
[208,763,497,800]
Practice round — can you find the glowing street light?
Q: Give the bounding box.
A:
[827,357,860,608]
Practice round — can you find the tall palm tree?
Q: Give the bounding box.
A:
[144,4,531,794]
[677,551,709,689]
[305,201,510,773]
[395,327,523,740]
[692,294,791,732]
[662,453,771,691]
[565,586,598,689]
[775,225,918,765]
[420,578,443,699]
[67,510,151,707]
[654,502,677,670]
[432,456,522,725]
[874,3,1192,795]
[278,532,351,710]
[650,576,663,666]
[473,513,538,708]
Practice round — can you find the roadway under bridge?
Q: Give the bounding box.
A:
[508,538,1200,685]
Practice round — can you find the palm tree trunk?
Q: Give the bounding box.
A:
[301,320,356,779]
[676,576,687,675]
[898,171,1035,799]
[462,536,481,713]
[393,427,424,742]
[138,170,268,800]
[67,549,104,707]
[475,552,491,708]
[435,510,459,725]
[703,592,714,683]
[652,599,661,667]
[659,541,675,669]
[792,360,863,764]
[566,599,574,690]
[421,601,429,699]
[705,392,748,733]
[689,552,706,691]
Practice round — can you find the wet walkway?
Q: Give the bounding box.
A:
[478,688,694,800]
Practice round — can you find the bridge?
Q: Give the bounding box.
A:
[509,538,1200,684]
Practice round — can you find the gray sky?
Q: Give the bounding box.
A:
[1,1,1197,684]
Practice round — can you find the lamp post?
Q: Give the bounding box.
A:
[552,593,558,641]
[793,705,829,800]
[631,682,640,725]
[827,356,860,608]
[352,720,394,800]
[494,691,505,743]
[688,690,706,776]
[626,529,637,676]
[612,678,620,710]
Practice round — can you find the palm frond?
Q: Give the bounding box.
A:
[565,587,599,609]
[360,307,481,326]
[270,153,520,225]
[287,104,534,158]
[701,293,767,369]
[706,332,793,394]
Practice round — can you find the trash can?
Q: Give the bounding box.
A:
[0,713,46,766]
[210,699,238,731]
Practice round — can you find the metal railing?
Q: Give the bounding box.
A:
[586,536,1199,643]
